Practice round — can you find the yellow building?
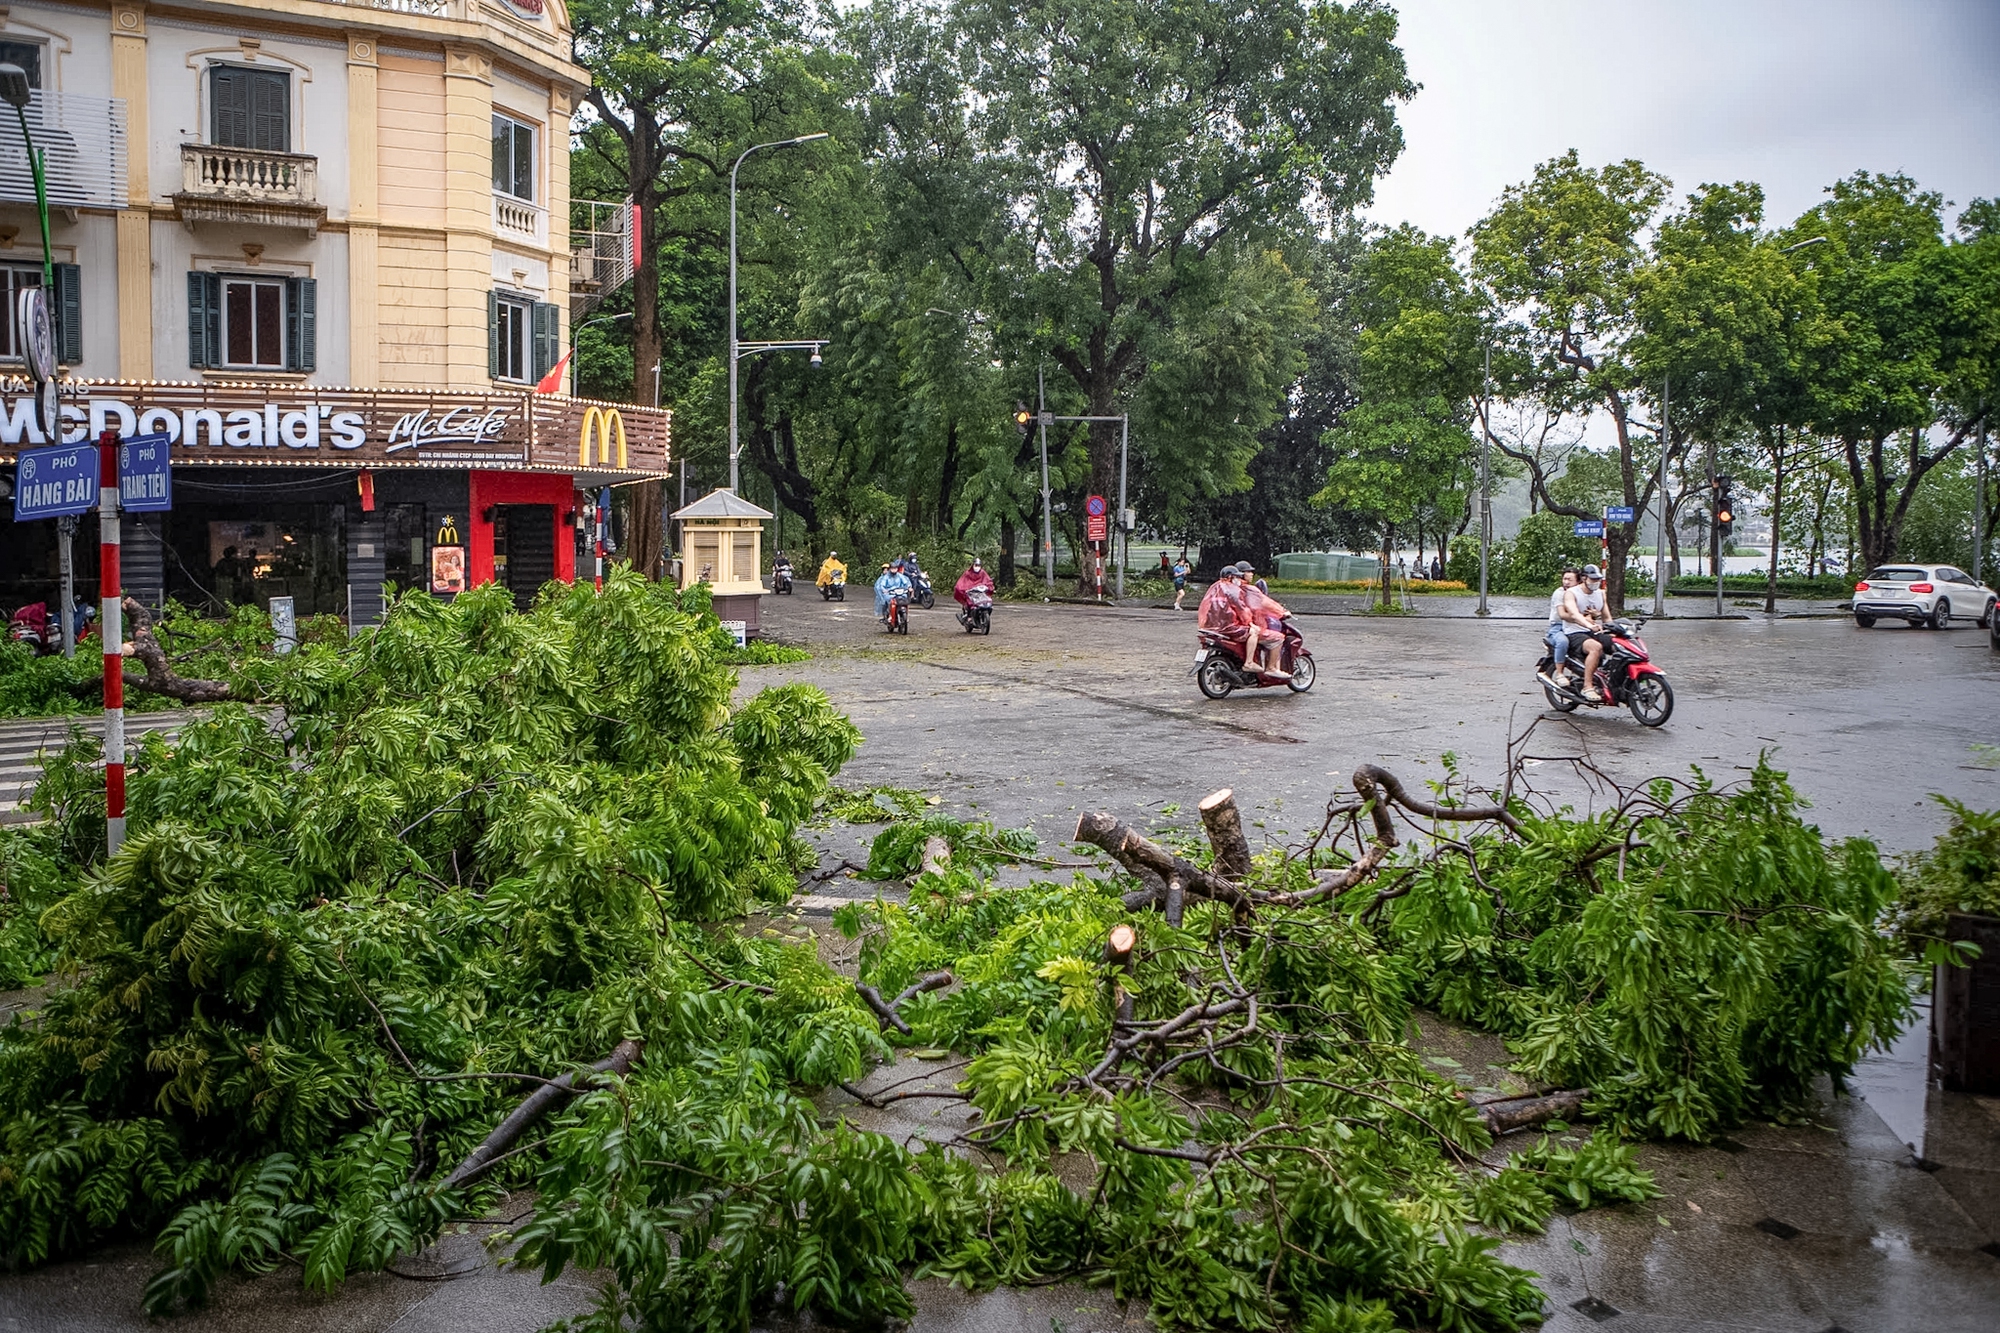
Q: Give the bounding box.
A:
[0,0,666,622]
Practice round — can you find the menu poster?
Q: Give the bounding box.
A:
[430,545,467,595]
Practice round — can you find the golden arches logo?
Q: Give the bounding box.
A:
[578,406,628,469]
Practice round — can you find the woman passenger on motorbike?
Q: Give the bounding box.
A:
[1235,564,1291,681]
[953,559,994,625]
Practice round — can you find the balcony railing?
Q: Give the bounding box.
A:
[493,192,547,244]
[0,90,129,211]
[176,144,326,234]
[325,0,462,17]
[570,198,634,321]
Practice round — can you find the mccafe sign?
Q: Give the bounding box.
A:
[0,379,670,474]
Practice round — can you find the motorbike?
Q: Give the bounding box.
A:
[907,570,936,610]
[772,562,794,594]
[883,590,910,635]
[819,570,846,602]
[1536,617,1673,726]
[1194,619,1315,697]
[958,587,994,635]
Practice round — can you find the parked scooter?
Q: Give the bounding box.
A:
[1194,620,1315,697]
[1535,617,1673,726]
[958,586,993,635]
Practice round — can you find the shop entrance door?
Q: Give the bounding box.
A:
[494,505,555,610]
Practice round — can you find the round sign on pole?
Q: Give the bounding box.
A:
[1085,494,1107,517]
[18,287,54,383]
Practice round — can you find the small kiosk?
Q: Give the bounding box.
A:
[672,489,773,641]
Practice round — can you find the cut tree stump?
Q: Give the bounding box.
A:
[1199,788,1252,878]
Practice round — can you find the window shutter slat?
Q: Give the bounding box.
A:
[286,276,316,373]
[187,271,209,368]
[532,302,559,380]
[53,262,81,365]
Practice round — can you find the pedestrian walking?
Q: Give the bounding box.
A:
[1172,552,1191,610]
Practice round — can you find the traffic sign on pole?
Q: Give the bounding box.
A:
[1085,494,1107,517]
[11,442,99,521]
[1606,506,1635,524]
[1574,518,1605,537]
[119,433,173,512]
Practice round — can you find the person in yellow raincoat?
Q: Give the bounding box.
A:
[815,551,847,592]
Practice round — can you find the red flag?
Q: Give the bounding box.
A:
[535,347,574,395]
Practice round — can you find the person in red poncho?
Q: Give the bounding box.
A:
[953,558,995,626]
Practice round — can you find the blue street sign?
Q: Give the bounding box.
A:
[1574,518,1606,537]
[119,432,173,512]
[1606,506,1635,523]
[11,442,99,521]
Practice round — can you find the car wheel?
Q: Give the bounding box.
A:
[1931,599,1951,630]
[1855,614,1874,628]
[1982,598,1996,629]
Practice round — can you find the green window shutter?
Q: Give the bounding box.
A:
[52,262,81,366]
[187,271,219,368]
[532,301,560,380]
[286,276,316,373]
[487,290,500,380]
[251,70,289,153]
[211,67,247,148]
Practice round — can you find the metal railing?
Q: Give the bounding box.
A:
[180,143,317,203]
[570,198,633,320]
[493,192,547,243]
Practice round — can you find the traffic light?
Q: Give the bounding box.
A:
[1713,475,1735,538]
[1013,403,1034,437]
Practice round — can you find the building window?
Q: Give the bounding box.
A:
[489,291,561,383]
[0,41,44,90]
[491,113,535,202]
[0,263,82,366]
[223,277,285,368]
[211,66,289,153]
[187,272,317,372]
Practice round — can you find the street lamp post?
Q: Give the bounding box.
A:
[1655,376,1669,618]
[729,132,829,492]
[1477,345,1492,617]
[0,65,52,294]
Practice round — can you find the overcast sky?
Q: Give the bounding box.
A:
[1364,0,2000,239]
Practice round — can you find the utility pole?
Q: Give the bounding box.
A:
[1477,345,1492,616]
[1711,439,1724,617]
[1654,376,1668,618]
[1038,366,1054,590]
[1115,414,1129,598]
[1975,417,1988,587]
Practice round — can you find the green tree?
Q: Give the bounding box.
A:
[1789,172,2000,568]
[854,0,1413,580]
[1472,153,1674,613]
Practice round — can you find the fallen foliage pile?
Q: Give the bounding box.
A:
[0,582,1928,1332]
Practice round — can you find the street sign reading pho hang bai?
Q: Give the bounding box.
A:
[1606,506,1635,524]
[11,441,99,521]
[119,432,173,513]
[1574,519,1606,538]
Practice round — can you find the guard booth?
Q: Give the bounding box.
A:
[672,489,772,640]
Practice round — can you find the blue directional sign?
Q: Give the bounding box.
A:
[1574,518,1606,538]
[119,432,173,513]
[11,442,99,521]
[1606,506,1635,524]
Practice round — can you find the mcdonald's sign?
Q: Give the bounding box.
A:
[579,406,628,469]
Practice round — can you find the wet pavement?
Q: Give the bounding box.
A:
[4,594,1997,1330]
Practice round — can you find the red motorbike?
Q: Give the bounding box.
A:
[1194,619,1315,697]
[1536,617,1673,726]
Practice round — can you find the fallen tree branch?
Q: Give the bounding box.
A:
[1199,788,1253,878]
[1073,811,1256,916]
[857,970,954,1034]
[120,598,235,703]
[1469,1088,1588,1136]
[436,1039,643,1192]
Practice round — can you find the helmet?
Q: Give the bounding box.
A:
[1582,563,1603,580]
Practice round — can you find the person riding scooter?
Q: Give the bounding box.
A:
[954,558,995,626]
[816,551,846,591]
[772,550,795,593]
[875,561,912,625]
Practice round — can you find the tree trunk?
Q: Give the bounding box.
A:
[1378,526,1393,610]
[1764,428,1785,615]
[999,516,1016,587]
[937,418,960,539]
[621,124,666,582]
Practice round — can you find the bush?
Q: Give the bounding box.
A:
[1891,797,2000,962]
[0,642,98,718]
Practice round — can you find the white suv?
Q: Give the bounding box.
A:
[1852,563,1996,630]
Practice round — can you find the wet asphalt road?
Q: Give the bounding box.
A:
[756,591,2000,858]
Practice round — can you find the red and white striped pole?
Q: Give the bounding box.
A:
[97,428,125,857]
[593,492,606,592]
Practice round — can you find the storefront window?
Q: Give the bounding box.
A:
[382,503,428,594]
[161,502,348,616]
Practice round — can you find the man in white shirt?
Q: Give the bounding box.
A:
[1563,565,1612,701]
[1539,568,1581,687]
